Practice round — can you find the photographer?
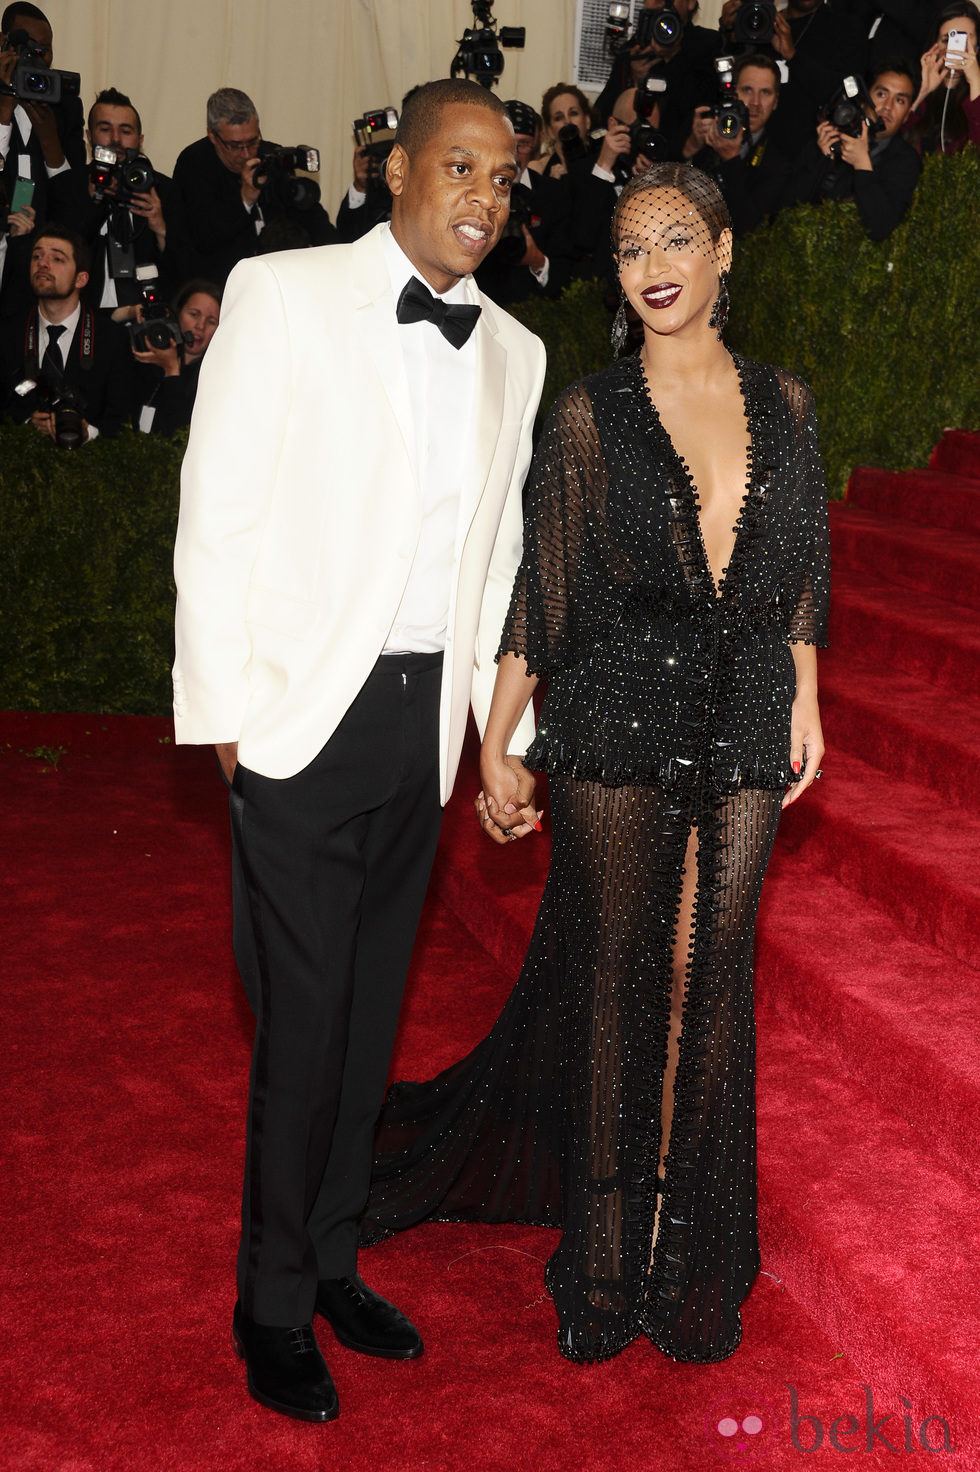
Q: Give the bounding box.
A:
[0,224,132,442]
[720,0,869,157]
[173,88,336,285]
[903,1,980,150]
[594,0,721,154]
[475,98,575,305]
[0,165,34,318]
[0,4,84,232]
[132,277,221,436]
[682,54,792,234]
[47,88,191,317]
[786,58,922,239]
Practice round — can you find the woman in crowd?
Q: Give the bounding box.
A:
[530,83,594,177]
[132,278,221,435]
[364,164,830,1366]
[904,1,980,152]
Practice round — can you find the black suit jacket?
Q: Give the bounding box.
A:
[46,167,194,308]
[173,136,336,284]
[0,301,135,435]
[694,129,794,237]
[475,170,577,306]
[785,131,922,240]
[2,94,85,226]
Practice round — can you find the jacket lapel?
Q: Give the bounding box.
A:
[348,228,419,495]
[460,281,507,530]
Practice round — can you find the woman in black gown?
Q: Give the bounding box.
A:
[364,163,830,1366]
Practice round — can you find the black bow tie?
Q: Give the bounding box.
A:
[396,275,481,350]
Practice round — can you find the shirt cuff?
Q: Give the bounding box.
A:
[85,424,100,442]
[45,158,70,180]
[529,256,550,287]
[0,122,13,156]
[347,183,367,208]
[592,162,616,183]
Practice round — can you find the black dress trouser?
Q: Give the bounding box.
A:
[228,652,444,1326]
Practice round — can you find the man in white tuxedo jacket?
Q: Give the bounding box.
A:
[172,80,545,1423]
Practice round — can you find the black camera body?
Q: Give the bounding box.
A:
[710,57,750,141]
[612,77,668,181]
[492,178,535,266]
[1,28,80,105]
[819,76,884,158]
[254,143,321,212]
[731,1,777,46]
[13,375,86,449]
[127,274,189,353]
[353,107,398,189]
[451,0,525,88]
[613,3,682,53]
[90,145,156,206]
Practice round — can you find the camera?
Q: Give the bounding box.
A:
[13,376,87,449]
[492,178,535,266]
[451,0,525,88]
[731,1,776,46]
[0,27,80,105]
[613,76,668,181]
[612,3,683,53]
[353,107,398,187]
[710,57,750,140]
[253,143,321,211]
[605,2,632,45]
[89,145,156,207]
[819,75,883,158]
[127,271,188,353]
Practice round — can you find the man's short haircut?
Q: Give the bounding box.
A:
[207,87,259,134]
[394,79,509,157]
[1,2,48,31]
[88,87,142,137]
[35,224,91,276]
[869,55,920,94]
[733,53,781,90]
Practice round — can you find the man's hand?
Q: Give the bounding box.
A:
[683,106,714,158]
[719,0,740,33]
[130,186,166,247]
[476,752,541,844]
[816,118,842,158]
[7,202,35,236]
[597,116,631,173]
[836,122,872,170]
[0,46,17,124]
[22,100,65,167]
[352,144,371,193]
[216,741,238,784]
[771,10,796,61]
[30,409,90,445]
[706,119,742,161]
[519,224,547,272]
[240,156,262,208]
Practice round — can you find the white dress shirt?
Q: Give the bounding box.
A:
[36,301,101,440]
[380,223,477,654]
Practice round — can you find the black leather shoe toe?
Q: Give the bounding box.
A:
[232,1302,339,1422]
[315,1273,423,1359]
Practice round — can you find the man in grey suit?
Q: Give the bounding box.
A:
[173,78,545,1423]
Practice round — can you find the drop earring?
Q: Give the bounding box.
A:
[708,270,730,339]
[611,293,629,357]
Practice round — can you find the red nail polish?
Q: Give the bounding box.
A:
[792,761,801,774]
[534,820,543,832]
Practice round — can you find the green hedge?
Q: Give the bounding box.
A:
[2,149,978,715]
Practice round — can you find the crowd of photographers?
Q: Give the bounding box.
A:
[1,0,978,446]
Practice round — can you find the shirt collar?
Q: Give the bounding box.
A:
[38,300,82,339]
[381,222,471,306]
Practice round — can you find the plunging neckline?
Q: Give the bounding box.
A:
[634,351,755,603]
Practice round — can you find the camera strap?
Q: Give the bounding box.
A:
[25,305,96,377]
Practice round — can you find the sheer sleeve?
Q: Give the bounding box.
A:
[497,380,607,676]
[778,371,831,648]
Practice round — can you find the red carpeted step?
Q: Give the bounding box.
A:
[829,579,980,703]
[830,504,980,611]
[817,649,978,809]
[775,750,980,969]
[754,1000,980,1425]
[930,428,980,482]
[757,849,980,1188]
[846,465,980,536]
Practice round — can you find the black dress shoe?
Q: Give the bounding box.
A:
[315,1273,423,1359]
[232,1301,339,1422]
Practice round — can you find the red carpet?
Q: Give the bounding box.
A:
[2,433,978,1469]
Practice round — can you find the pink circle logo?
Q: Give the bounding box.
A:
[703,1393,777,1461]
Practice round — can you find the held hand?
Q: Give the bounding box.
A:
[30,409,56,439]
[707,119,742,161]
[720,0,740,33]
[0,46,15,122]
[215,741,238,785]
[352,145,371,193]
[132,340,181,374]
[240,155,262,207]
[782,694,824,809]
[684,106,714,158]
[597,117,631,172]
[476,752,542,844]
[960,42,980,99]
[771,10,796,61]
[23,100,64,165]
[836,124,872,170]
[130,186,166,237]
[816,119,841,158]
[8,203,35,236]
[918,42,946,100]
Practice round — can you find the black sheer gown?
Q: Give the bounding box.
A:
[363,353,830,1365]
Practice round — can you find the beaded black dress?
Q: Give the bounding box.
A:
[363,352,830,1365]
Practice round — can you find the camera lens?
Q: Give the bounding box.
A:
[653,9,682,45]
[24,71,51,95]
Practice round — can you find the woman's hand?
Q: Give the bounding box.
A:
[916,42,947,106]
[476,752,542,844]
[132,341,181,375]
[959,40,980,99]
[782,690,824,809]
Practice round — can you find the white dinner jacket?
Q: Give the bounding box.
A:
[172,224,546,802]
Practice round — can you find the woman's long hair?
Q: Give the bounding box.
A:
[905,0,980,152]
